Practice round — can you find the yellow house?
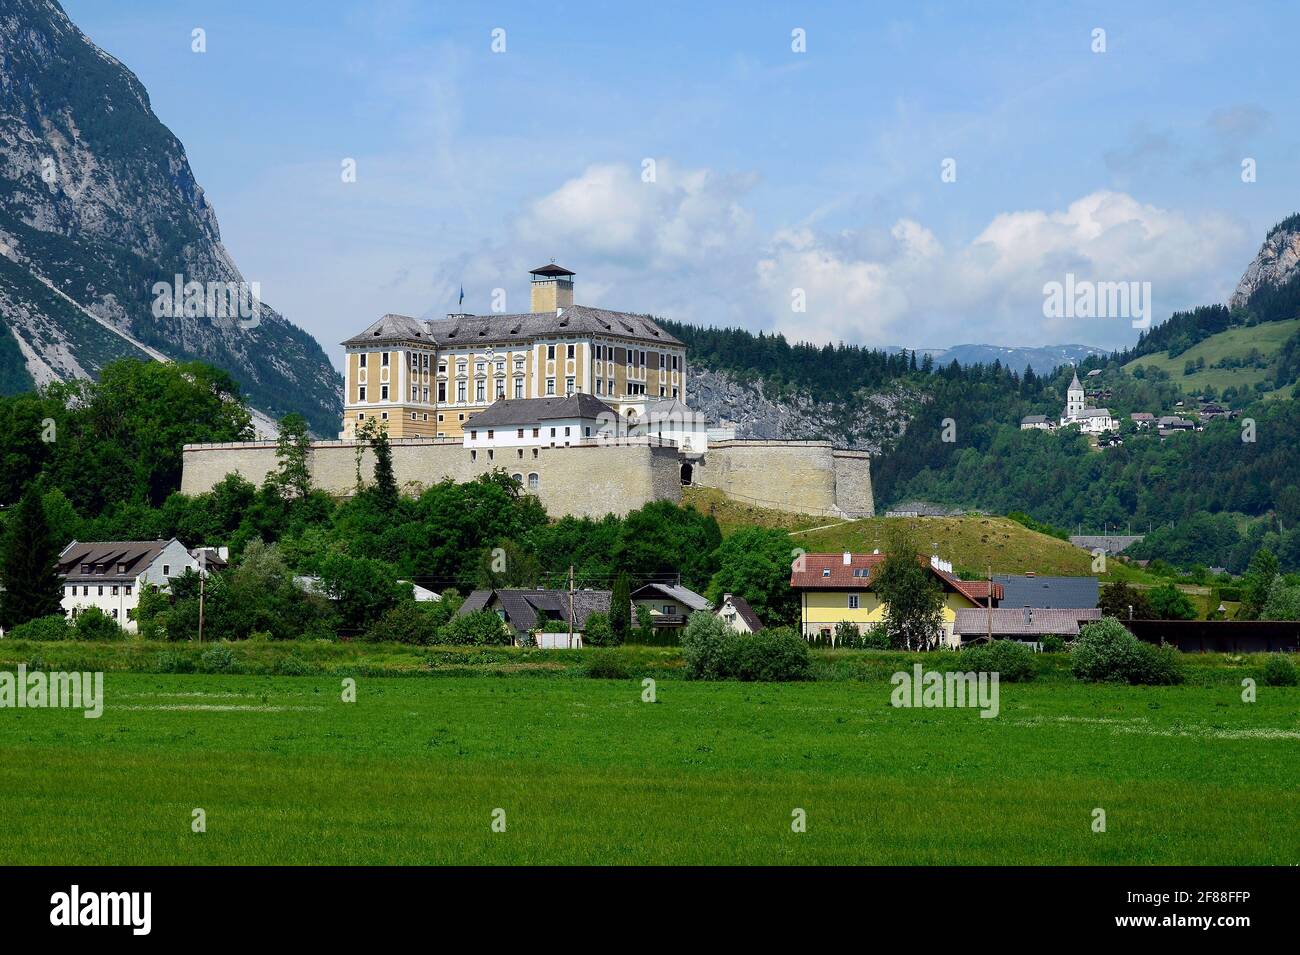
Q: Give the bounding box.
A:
[790,552,1002,647]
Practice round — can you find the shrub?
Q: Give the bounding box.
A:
[585,649,631,680]
[960,639,1036,683]
[72,607,125,641]
[364,601,441,645]
[583,612,617,647]
[274,654,313,676]
[726,627,811,682]
[860,624,892,650]
[541,619,570,633]
[681,612,735,680]
[1039,635,1066,653]
[198,644,235,674]
[1262,654,1298,686]
[1071,617,1183,685]
[440,610,511,646]
[155,651,195,674]
[7,614,71,641]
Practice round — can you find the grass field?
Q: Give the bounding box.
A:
[683,487,1156,583]
[1,653,1296,865]
[1121,317,1300,397]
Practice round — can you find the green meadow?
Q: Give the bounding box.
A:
[1,655,1296,865]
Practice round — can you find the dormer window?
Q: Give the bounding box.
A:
[821,569,831,578]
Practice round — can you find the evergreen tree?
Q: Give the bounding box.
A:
[0,486,64,629]
[610,572,631,644]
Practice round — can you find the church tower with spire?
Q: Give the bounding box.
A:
[1062,370,1085,423]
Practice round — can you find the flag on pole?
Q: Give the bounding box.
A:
[458,285,465,306]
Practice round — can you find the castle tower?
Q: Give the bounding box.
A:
[529,262,575,313]
[1064,370,1085,421]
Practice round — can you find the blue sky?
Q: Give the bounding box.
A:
[64,0,1300,368]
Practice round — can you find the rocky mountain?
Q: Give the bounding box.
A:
[1229,214,1300,310]
[0,0,341,434]
[687,367,921,454]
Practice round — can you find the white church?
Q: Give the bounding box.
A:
[1021,371,1114,434]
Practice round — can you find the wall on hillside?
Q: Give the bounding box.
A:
[693,440,874,518]
[181,438,682,519]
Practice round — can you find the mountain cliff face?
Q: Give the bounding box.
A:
[1229,215,1300,310]
[686,367,920,453]
[0,0,341,433]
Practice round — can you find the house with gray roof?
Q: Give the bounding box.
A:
[715,593,764,633]
[458,588,611,646]
[631,582,712,630]
[55,538,203,632]
[953,607,1102,644]
[992,574,1100,610]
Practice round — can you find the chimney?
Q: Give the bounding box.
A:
[529,262,575,312]
[842,552,852,566]
[1023,606,1032,625]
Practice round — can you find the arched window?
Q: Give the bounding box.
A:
[511,473,523,485]
[527,473,540,490]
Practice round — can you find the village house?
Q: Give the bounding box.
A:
[789,551,1002,647]
[715,593,764,633]
[1130,412,1155,428]
[462,393,616,451]
[631,582,712,632]
[1019,414,1053,431]
[992,573,1099,610]
[458,587,611,647]
[340,263,689,439]
[952,606,1102,645]
[56,539,213,632]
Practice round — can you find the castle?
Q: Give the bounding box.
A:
[181,264,873,519]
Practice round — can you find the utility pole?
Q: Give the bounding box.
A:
[568,563,575,650]
[986,564,993,644]
[197,549,207,644]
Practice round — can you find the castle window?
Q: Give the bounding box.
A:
[546,378,555,395]
[595,380,603,395]
[358,412,366,420]
[470,430,477,440]
[382,352,389,367]
[567,344,575,359]
[457,382,466,402]
[547,345,555,360]
[514,379,524,399]
[516,429,524,438]
[476,382,485,402]
[566,377,575,395]
[532,428,539,437]
[438,382,446,402]
[511,473,523,484]
[471,450,476,461]
[564,427,571,437]
[381,412,388,420]
[528,473,540,490]
[487,430,494,439]
[381,385,389,400]
[359,386,367,401]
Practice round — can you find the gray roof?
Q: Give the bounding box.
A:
[953,607,1102,638]
[1068,371,1083,390]
[993,575,1100,609]
[344,304,682,348]
[1078,408,1112,418]
[58,540,174,583]
[632,583,713,612]
[466,394,615,429]
[458,588,611,634]
[1020,414,1050,424]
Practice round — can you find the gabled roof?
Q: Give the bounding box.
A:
[718,594,764,632]
[58,540,175,581]
[632,582,713,612]
[789,553,1002,604]
[953,607,1101,637]
[992,575,1099,609]
[1077,408,1112,418]
[343,305,682,349]
[466,394,616,429]
[458,588,611,633]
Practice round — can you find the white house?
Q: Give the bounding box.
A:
[715,593,764,633]
[628,397,711,452]
[462,394,617,450]
[1020,414,1053,431]
[57,539,204,632]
